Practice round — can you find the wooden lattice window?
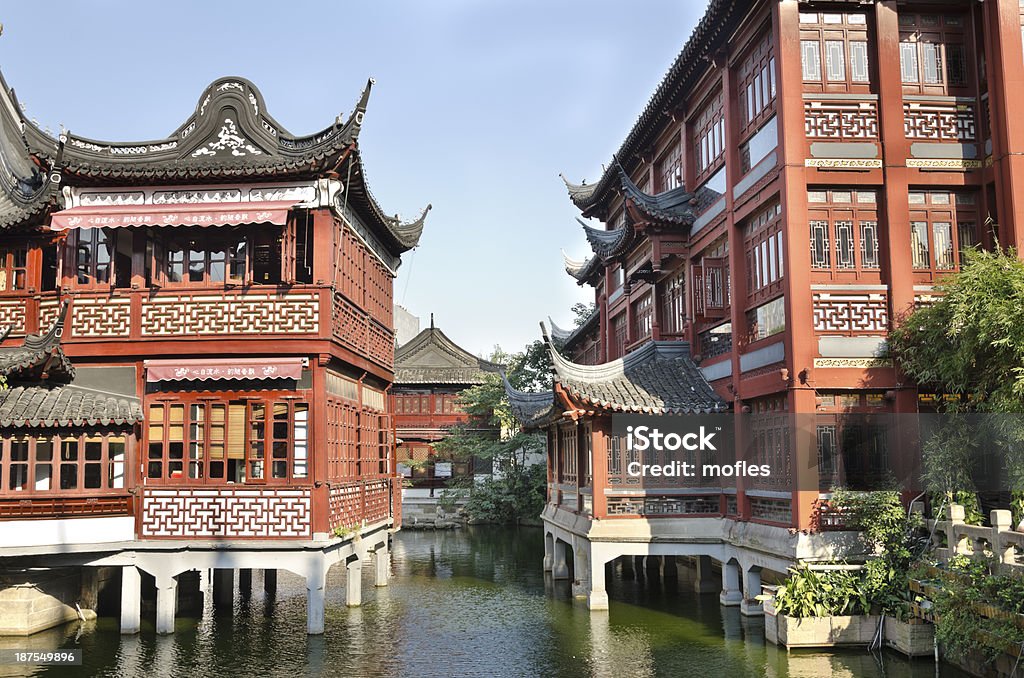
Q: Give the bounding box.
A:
[737,29,777,133]
[655,142,683,194]
[0,435,127,496]
[660,268,687,336]
[807,188,881,276]
[610,312,627,360]
[0,245,28,293]
[908,190,978,278]
[632,293,653,342]
[744,202,784,304]
[799,11,873,93]
[898,12,970,95]
[693,91,725,184]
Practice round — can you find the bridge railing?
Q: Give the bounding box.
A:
[924,503,1024,574]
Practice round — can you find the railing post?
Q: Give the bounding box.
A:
[947,504,967,557]
[992,509,1014,570]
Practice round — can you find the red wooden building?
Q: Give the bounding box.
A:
[514,0,1024,613]
[393,320,500,491]
[0,69,427,634]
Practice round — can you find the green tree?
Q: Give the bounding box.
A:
[432,346,548,524]
[888,247,1024,520]
[571,302,596,327]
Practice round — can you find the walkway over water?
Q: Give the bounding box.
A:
[9,527,967,678]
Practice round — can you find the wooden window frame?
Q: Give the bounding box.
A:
[807,188,882,280]
[145,395,310,486]
[744,202,785,305]
[908,189,978,282]
[654,142,683,194]
[0,434,129,497]
[737,29,777,136]
[799,10,874,94]
[152,229,249,289]
[0,243,30,295]
[898,12,971,96]
[659,267,687,336]
[692,90,726,185]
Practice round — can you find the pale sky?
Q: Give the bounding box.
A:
[1,1,705,357]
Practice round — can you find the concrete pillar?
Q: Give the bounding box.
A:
[587,556,609,611]
[120,566,141,635]
[645,555,662,582]
[620,556,635,580]
[543,533,554,571]
[346,559,362,607]
[694,555,718,593]
[741,566,763,616]
[663,556,678,581]
[633,556,646,581]
[306,575,326,635]
[263,569,277,596]
[155,575,177,635]
[720,560,743,606]
[213,569,233,611]
[175,570,203,616]
[552,540,570,580]
[375,545,390,587]
[238,569,252,599]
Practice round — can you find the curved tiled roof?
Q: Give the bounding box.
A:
[12,71,427,254]
[562,250,601,284]
[394,324,503,385]
[0,384,143,428]
[500,371,556,430]
[582,217,634,261]
[543,326,726,415]
[560,0,741,213]
[618,165,696,226]
[0,302,73,380]
[0,70,57,229]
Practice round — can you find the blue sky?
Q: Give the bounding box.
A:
[1,1,705,357]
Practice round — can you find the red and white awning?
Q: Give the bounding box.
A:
[49,200,296,230]
[144,357,305,383]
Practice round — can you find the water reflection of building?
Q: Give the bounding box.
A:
[513,0,1024,612]
[0,66,428,634]
[393,319,500,496]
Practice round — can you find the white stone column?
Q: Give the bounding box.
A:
[155,575,177,635]
[346,559,363,607]
[120,566,141,635]
[587,555,609,611]
[741,566,763,616]
[375,544,390,587]
[306,562,327,635]
[552,540,570,580]
[720,560,743,606]
[543,533,554,571]
[693,555,718,593]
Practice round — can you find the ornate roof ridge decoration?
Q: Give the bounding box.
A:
[540,323,726,415]
[559,0,740,212]
[559,173,599,207]
[581,216,634,262]
[394,323,503,385]
[548,316,574,344]
[562,308,600,352]
[617,164,696,226]
[0,69,59,229]
[0,383,143,428]
[6,66,427,254]
[499,370,556,430]
[0,301,73,381]
[561,250,601,284]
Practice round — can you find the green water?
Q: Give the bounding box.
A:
[11,527,967,677]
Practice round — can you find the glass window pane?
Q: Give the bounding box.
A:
[923,43,942,84]
[825,40,846,81]
[850,42,869,82]
[900,43,919,83]
[911,222,930,268]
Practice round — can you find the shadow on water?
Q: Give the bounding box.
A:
[16,526,969,678]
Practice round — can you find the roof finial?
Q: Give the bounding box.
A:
[430,313,434,329]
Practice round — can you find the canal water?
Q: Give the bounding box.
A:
[12,527,967,678]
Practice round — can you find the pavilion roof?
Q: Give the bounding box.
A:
[617,165,696,225]
[543,328,726,415]
[562,250,601,285]
[500,372,557,430]
[0,302,73,381]
[8,71,427,253]
[559,0,742,213]
[0,70,58,229]
[394,323,502,386]
[0,384,143,428]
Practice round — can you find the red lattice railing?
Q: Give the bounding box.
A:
[329,478,393,530]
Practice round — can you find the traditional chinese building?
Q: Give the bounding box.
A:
[0,66,428,635]
[393,319,500,496]
[516,0,1024,613]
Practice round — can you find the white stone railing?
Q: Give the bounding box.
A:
[925,503,1024,573]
